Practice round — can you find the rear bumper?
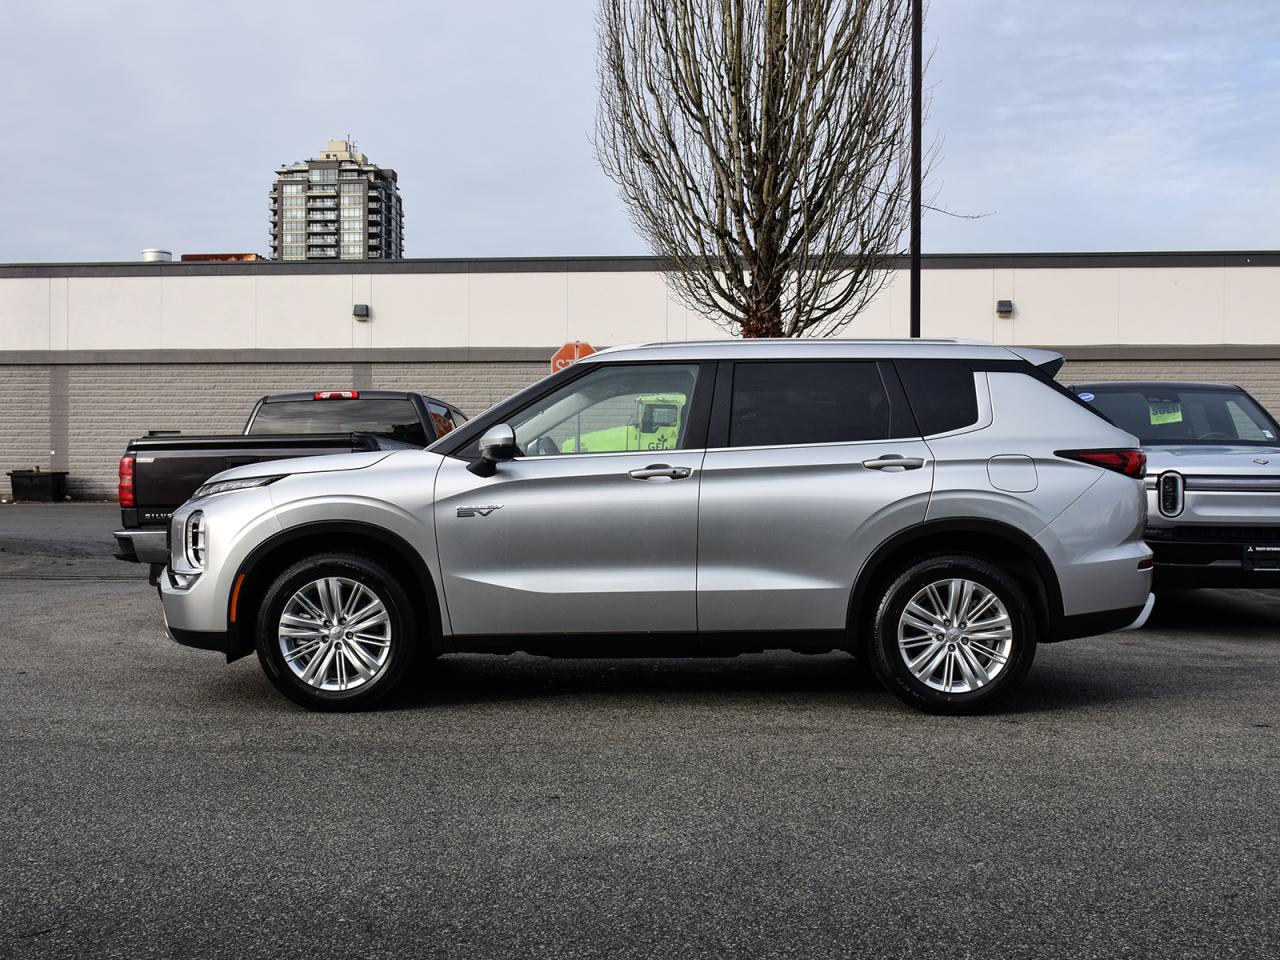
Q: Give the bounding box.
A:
[113,528,168,564]
[1055,597,1151,641]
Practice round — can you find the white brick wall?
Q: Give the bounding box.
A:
[1,361,551,499]
[0,366,51,475]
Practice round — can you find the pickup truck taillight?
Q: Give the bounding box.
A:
[118,455,136,507]
[314,390,359,400]
[1056,448,1147,479]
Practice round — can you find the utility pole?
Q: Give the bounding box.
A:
[909,0,922,338]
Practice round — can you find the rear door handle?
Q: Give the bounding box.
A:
[628,464,693,481]
[862,455,926,471]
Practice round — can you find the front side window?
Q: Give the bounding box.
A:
[728,361,891,447]
[1079,386,1279,445]
[509,363,701,456]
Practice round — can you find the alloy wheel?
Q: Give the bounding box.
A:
[897,578,1014,693]
[277,577,392,692]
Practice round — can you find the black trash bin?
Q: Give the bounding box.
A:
[7,470,69,502]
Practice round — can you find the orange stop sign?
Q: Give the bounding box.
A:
[551,341,596,372]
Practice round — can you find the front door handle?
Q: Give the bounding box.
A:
[628,464,693,481]
[862,455,926,471]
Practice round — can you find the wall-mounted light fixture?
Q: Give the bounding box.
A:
[995,299,1014,318]
[353,303,371,321]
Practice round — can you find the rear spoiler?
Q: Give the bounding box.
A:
[1005,347,1065,378]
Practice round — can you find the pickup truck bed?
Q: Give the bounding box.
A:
[114,433,386,563]
[114,389,466,568]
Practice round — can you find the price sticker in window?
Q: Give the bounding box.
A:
[1149,402,1183,425]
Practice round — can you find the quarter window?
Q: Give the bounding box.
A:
[728,361,891,447]
[509,363,701,456]
[895,360,980,436]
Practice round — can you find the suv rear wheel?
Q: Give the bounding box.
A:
[869,554,1037,714]
[255,552,419,711]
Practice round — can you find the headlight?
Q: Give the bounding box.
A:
[192,475,282,500]
[184,511,206,570]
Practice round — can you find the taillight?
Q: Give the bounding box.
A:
[314,390,358,400]
[1056,448,1147,478]
[118,455,135,507]
[1157,471,1184,517]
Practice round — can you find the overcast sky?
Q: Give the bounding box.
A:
[2,0,1277,262]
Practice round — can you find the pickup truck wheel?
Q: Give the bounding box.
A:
[868,554,1036,715]
[255,553,419,711]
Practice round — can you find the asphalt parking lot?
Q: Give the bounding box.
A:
[1,503,1277,959]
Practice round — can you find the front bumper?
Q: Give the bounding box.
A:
[156,486,282,661]
[1146,526,1280,585]
[158,569,241,657]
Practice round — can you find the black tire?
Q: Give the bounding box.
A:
[868,554,1037,714]
[255,552,420,711]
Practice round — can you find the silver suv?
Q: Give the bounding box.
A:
[158,340,1153,714]
[1070,380,1280,587]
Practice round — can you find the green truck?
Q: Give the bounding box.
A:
[559,394,687,453]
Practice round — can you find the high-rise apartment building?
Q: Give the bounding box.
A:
[269,139,404,261]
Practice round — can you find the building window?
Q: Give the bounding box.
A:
[309,167,338,183]
[282,183,305,195]
[339,182,364,193]
[283,244,306,259]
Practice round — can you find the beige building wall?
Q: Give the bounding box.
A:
[2,254,1279,498]
[2,257,1279,351]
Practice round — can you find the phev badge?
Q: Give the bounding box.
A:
[457,505,502,518]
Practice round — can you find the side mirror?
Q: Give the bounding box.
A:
[467,423,517,477]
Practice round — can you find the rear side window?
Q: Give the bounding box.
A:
[895,360,980,436]
[728,361,890,447]
[428,403,456,439]
[249,399,428,446]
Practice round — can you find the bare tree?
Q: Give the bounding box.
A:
[596,0,915,338]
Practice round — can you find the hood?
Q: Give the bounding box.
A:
[1144,444,1280,476]
[207,450,397,485]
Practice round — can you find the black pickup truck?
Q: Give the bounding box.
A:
[114,389,466,569]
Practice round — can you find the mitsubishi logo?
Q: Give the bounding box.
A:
[457,505,502,518]
[1255,458,1270,465]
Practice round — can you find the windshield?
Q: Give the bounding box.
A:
[248,399,428,446]
[1077,385,1279,446]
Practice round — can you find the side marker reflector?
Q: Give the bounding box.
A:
[230,573,246,623]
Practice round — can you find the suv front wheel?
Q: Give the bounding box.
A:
[869,554,1037,714]
[255,552,420,711]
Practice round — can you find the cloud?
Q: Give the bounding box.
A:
[925,0,1280,250]
[0,0,1275,260]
